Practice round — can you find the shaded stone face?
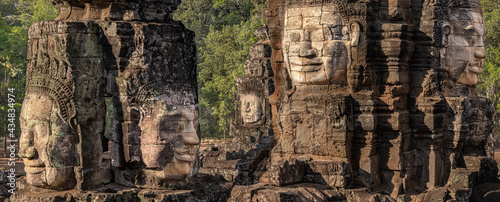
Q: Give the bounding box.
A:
[282,5,349,85]
[444,10,486,86]
[19,94,78,190]
[240,94,263,124]
[138,99,199,180]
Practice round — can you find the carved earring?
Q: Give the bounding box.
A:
[441,24,451,59]
[441,24,451,71]
[350,23,361,47]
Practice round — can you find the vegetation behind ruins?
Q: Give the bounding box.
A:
[174,0,266,138]
[479,0,500,143]
[0,0,498,141]
[0,0,58,146]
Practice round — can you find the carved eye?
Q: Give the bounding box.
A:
[177,122,185,132]
[464,24,475,32]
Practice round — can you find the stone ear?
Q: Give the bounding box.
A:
[442,24,451,47]
[350,22,361,47]
[441,24,451,60]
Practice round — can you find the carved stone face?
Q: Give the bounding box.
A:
[240,94,263,124]
[444,10,486,86]
[19,94,78,189]
[283,5,349,85]
[139,99,199,180]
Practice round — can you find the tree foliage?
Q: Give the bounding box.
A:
[479,0,500,141]
[175,0,265,138]
[0,0,57,144]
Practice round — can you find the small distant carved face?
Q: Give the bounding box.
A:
[444,10,486,86]
[240,94,263,124]
[139,99,199,180]
[19,94,78,190]
[283,5,349,85]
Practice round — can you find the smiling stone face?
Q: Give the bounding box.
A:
[444,10,486,86]
[19,94,78,190]
[139,100,199,180]
[240,94,263,124]
[282,4,349,85]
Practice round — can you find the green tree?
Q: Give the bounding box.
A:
[198,18,263,137]
[175,0,265,138]
[174,0,263,44]
[479,0,500,143]
[0,0,57,149]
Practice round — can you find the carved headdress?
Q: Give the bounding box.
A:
[26,75,76,129]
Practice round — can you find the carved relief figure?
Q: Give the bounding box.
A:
[240,94,263,124]
[282,1,349,85]
[442,0,486,89]
[19,93,78,190]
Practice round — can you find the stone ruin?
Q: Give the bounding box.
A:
[199,27,275,184]
[228,27,275,153]
[230,0,500,201]
[11,0,500,201]
[13,0,222,201]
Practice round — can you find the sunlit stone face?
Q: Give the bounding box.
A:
[139,98,200,180]
[445,10,486,86]
[19,94,78,190]
[240,94,262,124]
[283,5,349,85]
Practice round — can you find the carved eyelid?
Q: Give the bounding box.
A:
[465,25,475,31]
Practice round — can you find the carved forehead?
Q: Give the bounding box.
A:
[449,10,485,34]
[147,97,196,117]
[449,0,482,11]
[241,94,260,100]
[21,94,54,122]
[283,0,349,25]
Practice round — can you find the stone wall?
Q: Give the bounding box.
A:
[17,0,200,195]
[229,0,499,200]
[13,0,499,201]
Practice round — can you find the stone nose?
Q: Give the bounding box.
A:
[475,35,485,47]
[181,120,199,146]
[182,132,199,146]
[299,47,316,57]
[19,131,36,159]
[245,102,251,112]
[474,48,485,59]
[299,31,316,57]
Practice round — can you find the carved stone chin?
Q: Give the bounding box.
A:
[240,94,263,124]
[282,4,349,85]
